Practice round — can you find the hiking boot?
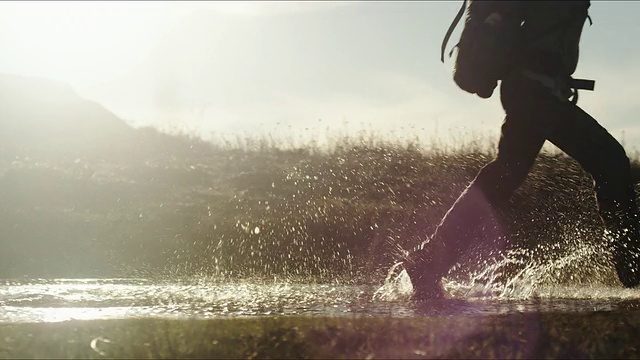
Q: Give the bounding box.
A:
[403,252,446,300]
[606,218,640,288]
[613,245,640,288]
[411,277,446,300]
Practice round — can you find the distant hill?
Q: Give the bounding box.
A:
[0,73,136,158]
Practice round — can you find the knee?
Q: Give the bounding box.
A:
[591,143,635,209]
[474,157,531,204]
[593,142,632,185]
[614,145,631,174]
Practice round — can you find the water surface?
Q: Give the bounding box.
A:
[2,277,640,323]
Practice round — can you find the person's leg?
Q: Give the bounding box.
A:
[407,73,640,299]
[540,100,640,288]
[502,74,640,288]
[406,77,546,299]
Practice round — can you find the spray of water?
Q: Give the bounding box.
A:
[374,229,634,302]
[372,261,413,301]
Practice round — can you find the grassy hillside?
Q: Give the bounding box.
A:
[2,73,639,282]
[2,127,638,282]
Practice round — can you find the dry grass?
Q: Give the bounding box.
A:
[1,128,638,282]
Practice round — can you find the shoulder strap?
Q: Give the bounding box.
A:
[440,0,467,63]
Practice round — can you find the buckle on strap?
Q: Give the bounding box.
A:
[569,78,595,91]
[521,70,595,104]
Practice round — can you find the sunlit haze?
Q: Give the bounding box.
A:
[1,1,639,150]
[4,3,640,351]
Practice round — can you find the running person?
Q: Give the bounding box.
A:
[406,0,640,299]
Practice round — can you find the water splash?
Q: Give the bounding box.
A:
[2,275,640,323]
[451,237,619,300]
[375,231,636,302]
[372,262,413,301]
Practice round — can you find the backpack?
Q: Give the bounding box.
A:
[442,0,595,103]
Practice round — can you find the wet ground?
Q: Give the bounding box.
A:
[2,277,640,323]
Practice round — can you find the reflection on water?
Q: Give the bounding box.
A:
[1,278,640,323]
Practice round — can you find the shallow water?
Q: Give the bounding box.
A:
[1,277,640,323]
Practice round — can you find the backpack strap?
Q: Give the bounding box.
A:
[522,70,595,104]
[568,78,595,104]
[440,0,467,63]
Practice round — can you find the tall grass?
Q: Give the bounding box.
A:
[1,126,638,282]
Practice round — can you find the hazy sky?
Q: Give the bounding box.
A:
[1,1,639,151]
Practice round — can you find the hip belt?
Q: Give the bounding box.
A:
[521,70,595,104]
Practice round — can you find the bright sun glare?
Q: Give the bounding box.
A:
[0,1,341,88]
[0,1,200,87]
[0,1,289,88]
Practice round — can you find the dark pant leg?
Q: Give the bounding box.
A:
[423,119,546,275]
[407,78,546,285]
[506,77,640,288]
[409,73,640,293]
